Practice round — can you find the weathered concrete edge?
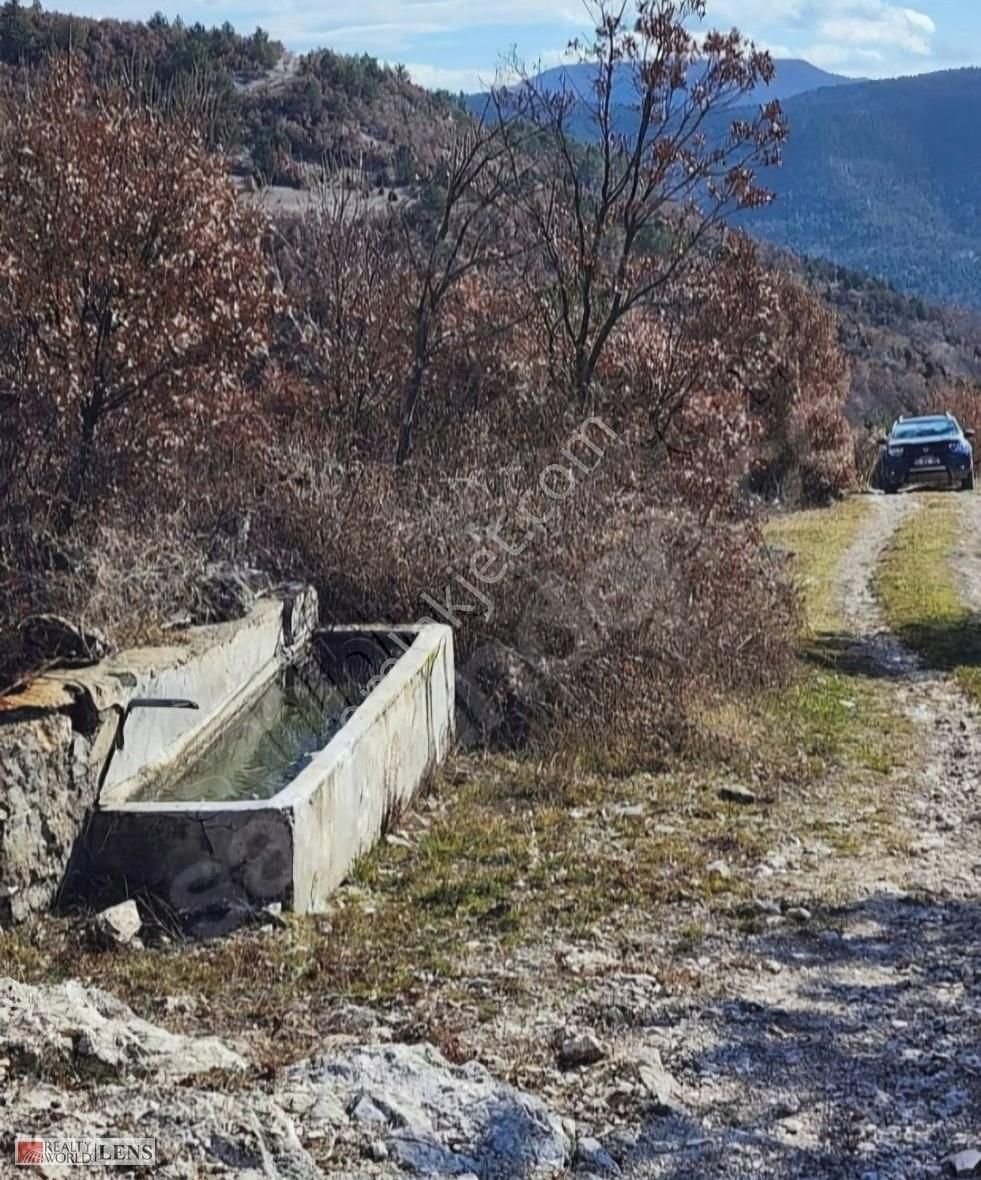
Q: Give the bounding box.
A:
[104,625,455,816]
[76,625,455,921]
[98,589,318,801]
[290,623,455,911]
[0,590,318,925]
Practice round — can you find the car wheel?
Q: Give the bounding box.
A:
[961,471,976,492]
[884,483,900,495]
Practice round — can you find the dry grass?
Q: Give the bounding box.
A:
[766,496,870,636]
[704,497,911,789]
[1,499,912,1070]
[0,512,218,682]
[0,739,893,1063]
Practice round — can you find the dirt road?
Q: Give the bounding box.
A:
[614,493,981,1178]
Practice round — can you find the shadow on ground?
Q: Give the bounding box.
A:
[619,894,980,1178]
[803,631,924,679]
[890,616,981,675]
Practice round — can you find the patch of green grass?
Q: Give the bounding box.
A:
[707,499,910,788]
[876,497,981,702]
[759,665,906,777]
[767,497,871,636]
[1,753,820,1051]
[707,496,911,854]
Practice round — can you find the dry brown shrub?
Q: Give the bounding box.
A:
[0,48,843,763]
[236,380,801,760]
[853,426,885,490]
[0,59,276,526]
[934,383,981,453]
[744,267,856,504]
[0,511,215,683]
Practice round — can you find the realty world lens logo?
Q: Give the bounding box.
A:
[15,1137,157,1167]
[14,1141,44,1166]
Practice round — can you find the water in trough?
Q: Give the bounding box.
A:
[135,659,347,804]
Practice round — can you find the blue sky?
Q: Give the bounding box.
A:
[59,1,981,92]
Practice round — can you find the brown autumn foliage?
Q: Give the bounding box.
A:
[261,222,817,753]
[0,58,277,525]
[931,383,981,447]
[497,0,787,407]
[750,268,856,504]
[0,4,857,759]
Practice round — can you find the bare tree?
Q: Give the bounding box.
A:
[497,0,787,407]
[274,175,403,443]
[394,105,528,465]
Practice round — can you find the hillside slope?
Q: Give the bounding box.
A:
[490,59,981,309]
[4,6,978,420]
[0,3,460,187]
[769,253,981,422]
[740,69,981,308]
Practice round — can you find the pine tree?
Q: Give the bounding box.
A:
[0,0,33,65]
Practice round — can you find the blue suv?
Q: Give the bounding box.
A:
[879,414,975,494]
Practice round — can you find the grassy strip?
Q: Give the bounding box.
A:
[748,497,908,782]
[876,496,981,702]
[767,496,871,636]
[3,762,775,1004]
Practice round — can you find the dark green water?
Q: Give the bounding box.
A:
[136,662,346,804]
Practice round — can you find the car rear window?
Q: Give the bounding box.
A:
[891,419,959,441]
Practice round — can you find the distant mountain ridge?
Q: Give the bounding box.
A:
[507,57,857,108]
[0,10,974,422]
[737,68,981,309]
[476,58,981,309]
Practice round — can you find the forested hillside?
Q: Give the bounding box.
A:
[766,253,981,422]
[740,69,981,309]
[0,1,978,424]
[0,0,460,186]
[501,54,981,309]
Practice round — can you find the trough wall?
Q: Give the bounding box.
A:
[0,589,316,924]
[64,625,455,933]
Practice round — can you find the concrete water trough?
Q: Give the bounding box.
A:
[57,600,454,935]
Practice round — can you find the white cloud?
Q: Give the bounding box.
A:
[712,0,806,21]
[704,0,940,76]
[313,22,446,53]
[820,6,936,56]
[237,1,585,52]
[903,9,936,34]
[404,62,494,92]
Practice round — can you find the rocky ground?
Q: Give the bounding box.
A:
[1,494,979,1179]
